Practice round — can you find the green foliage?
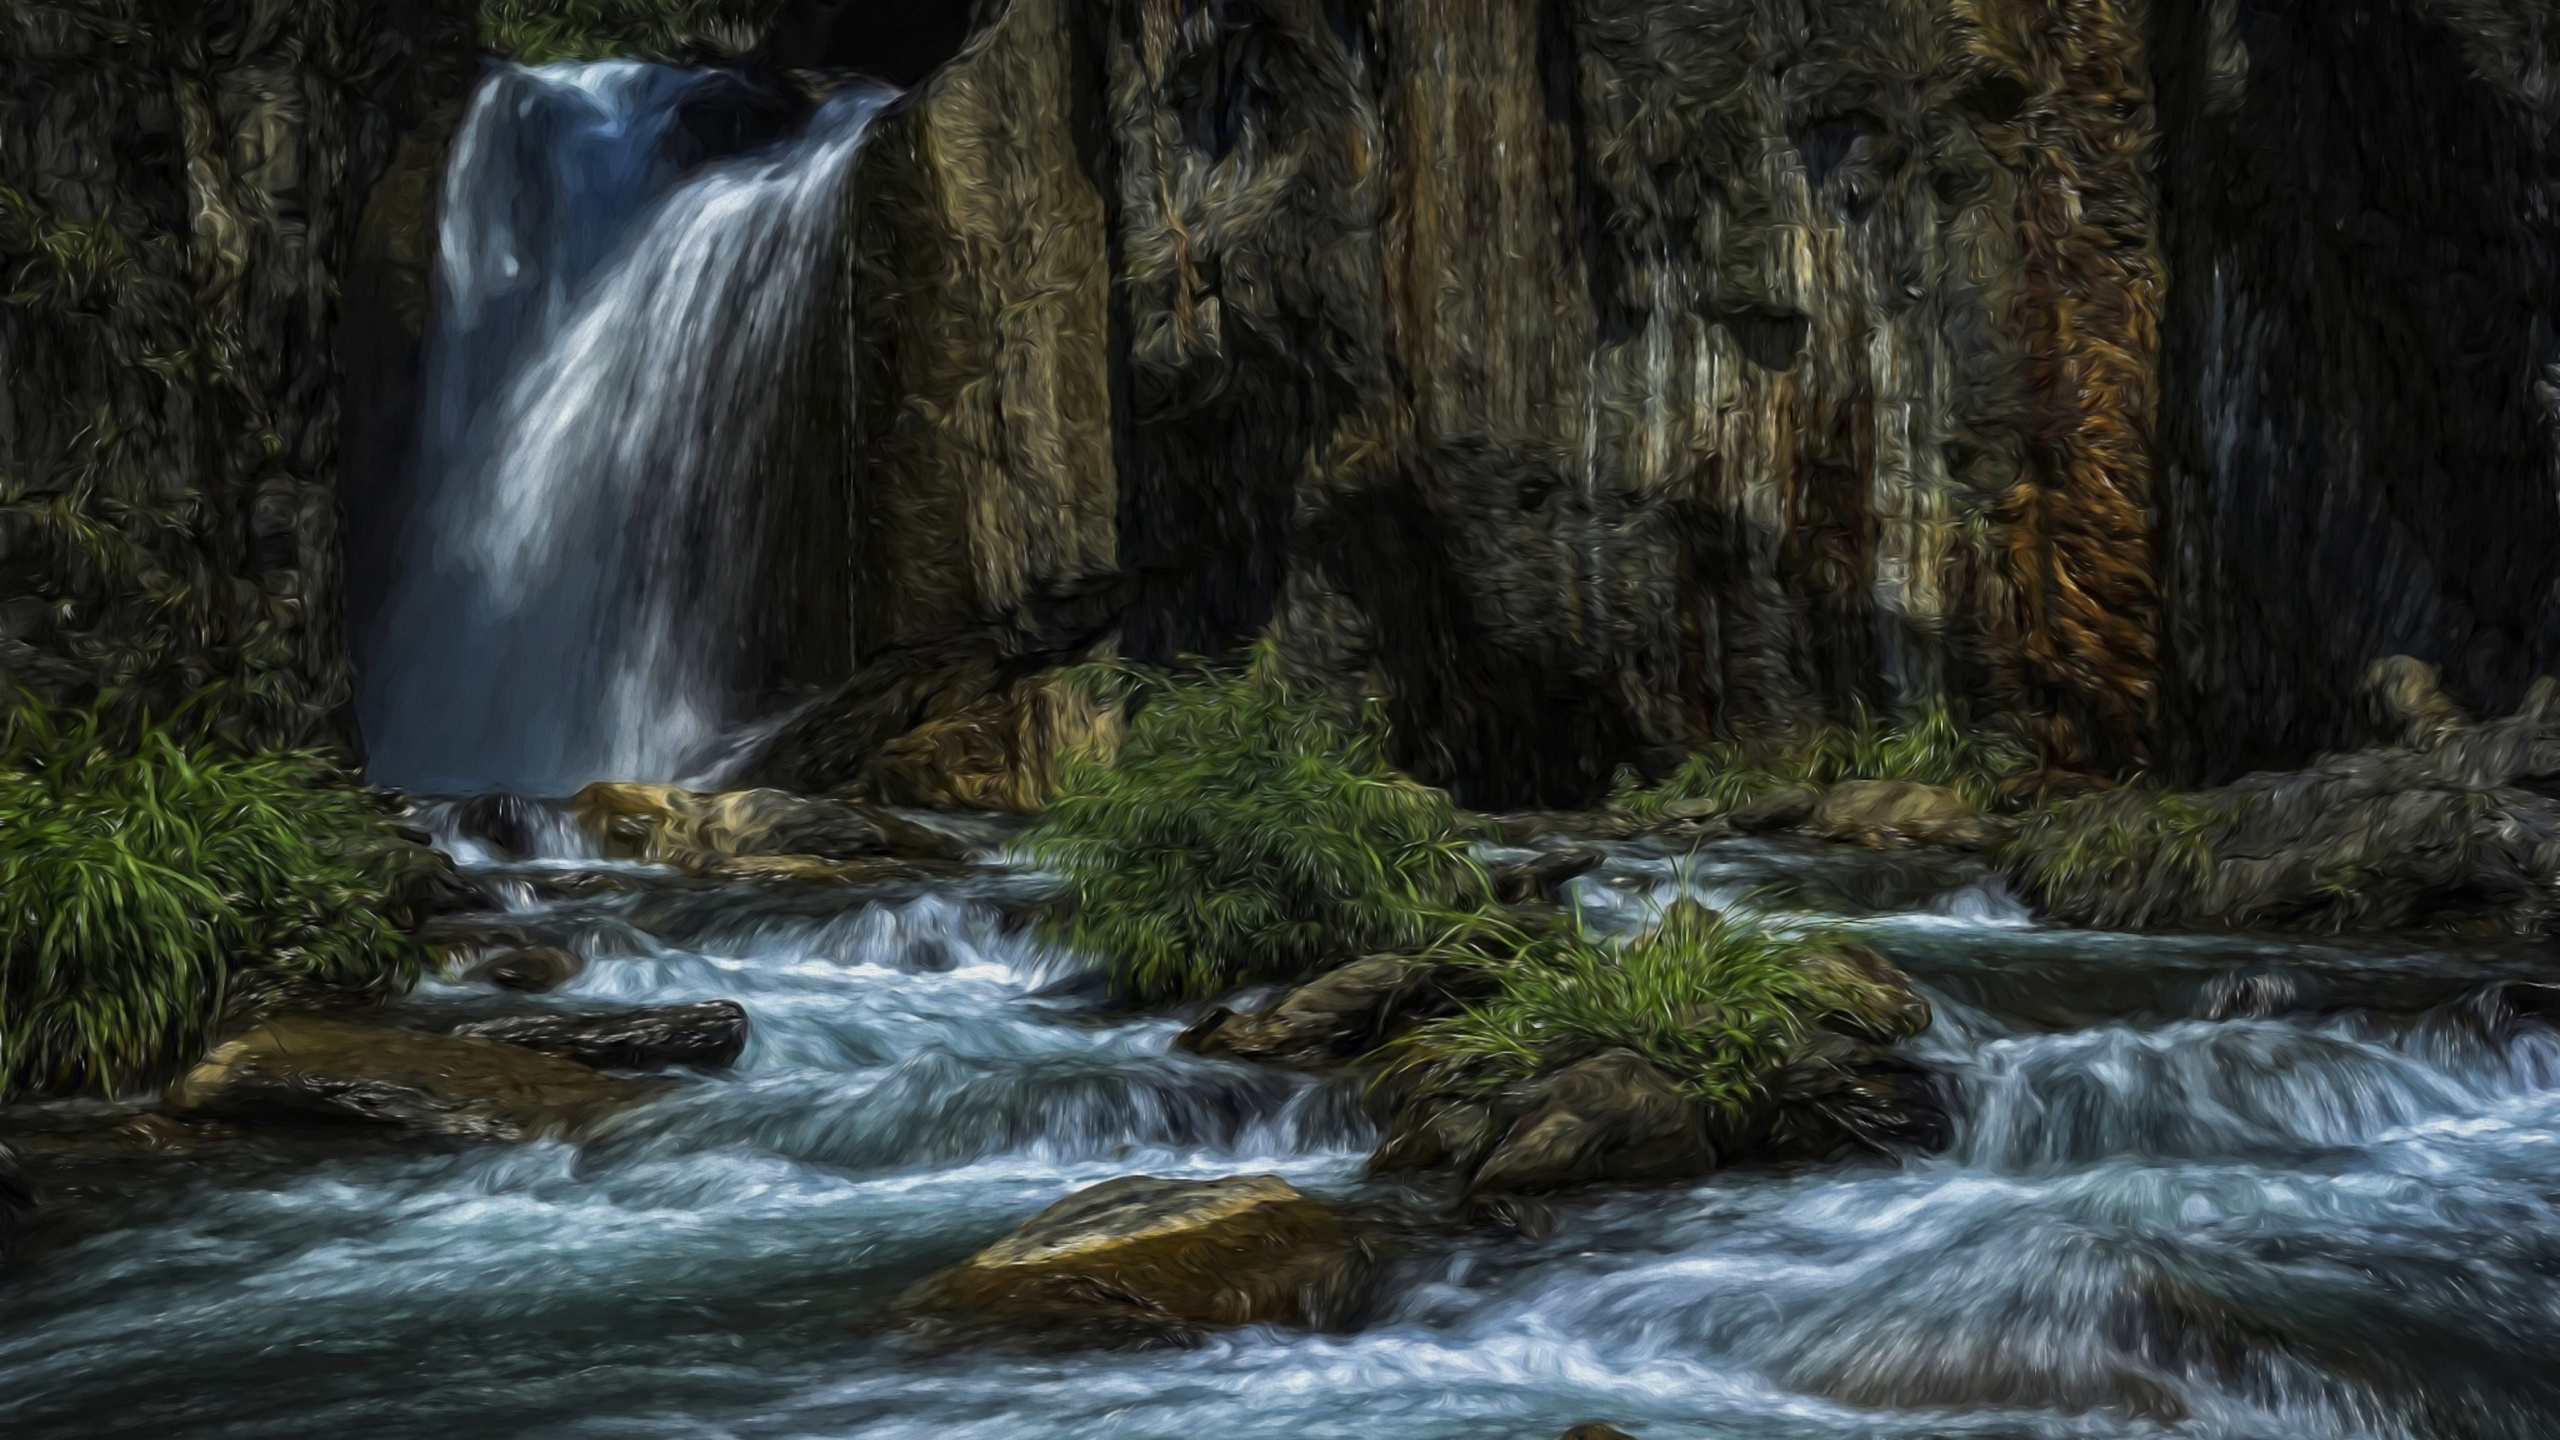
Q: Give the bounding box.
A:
[1027,656,1484,1005]
[1392,900,1882,1113]
[1615,705,2032,820]
[2000,786,2236,928]
[0,702,420,1097]
[479,0,774,62]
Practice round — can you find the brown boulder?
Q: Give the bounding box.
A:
[1729,784,1823,831]
[896,1174,1376,1338]
[1809,780,1999,849]
[1177,956,1445,1067]
[451,1001,749,1072]
[568,783,969,870]
[164,1016,652,1141]
[1560,1426,1643,1440]
[1465,1050,1713,1196]
[1488,845,1607,903]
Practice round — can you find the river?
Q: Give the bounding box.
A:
[4,810,2558,1439]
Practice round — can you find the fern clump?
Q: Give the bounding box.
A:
[1616,705,2031,820]
[0,705,421,1097]
[1027,657,1483,1004]
[1392,901,1898,1113]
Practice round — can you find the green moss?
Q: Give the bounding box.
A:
[0,700,421,1098]
[1390,900,1888,1113]
[478,0,774,63]
[1615,706,2032,820]
[1026,653,1484,1005]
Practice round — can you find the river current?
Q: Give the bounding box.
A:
[5,812,2559,1439]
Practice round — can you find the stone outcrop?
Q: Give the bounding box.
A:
[895,1174,1377,1338]
[451,1001,750,1072]
[164,1015,650,1140]
[1808,780,2001,850]
[2011,661,2560,932]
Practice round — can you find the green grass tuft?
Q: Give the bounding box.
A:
[1615,705,2032,821]
[1026,653,1484,1005]
[2000,785,2237,928]
[0,701,421,1098]
[1390,900,1886,1113]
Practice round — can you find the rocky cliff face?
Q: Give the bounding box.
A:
[0,0,473,749]
[779,0,2171,806]
[12,0,2557,801]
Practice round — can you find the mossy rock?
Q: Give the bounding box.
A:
[896,1174,1379,1340]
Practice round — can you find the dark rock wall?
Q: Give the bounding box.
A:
[816,0,2169,805]
[2154,0,2560,782]
[0,0,471,749]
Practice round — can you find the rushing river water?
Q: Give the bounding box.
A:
[6,814,2560,1439]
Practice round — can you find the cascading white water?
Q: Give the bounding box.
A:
[359,67,890,797]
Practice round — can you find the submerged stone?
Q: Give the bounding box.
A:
[896,1174,1376,1338]
[164,1016,652,1141]
[451,1001,750,1072]
[466,944,586,993]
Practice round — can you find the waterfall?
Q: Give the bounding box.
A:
[357,65,889,797]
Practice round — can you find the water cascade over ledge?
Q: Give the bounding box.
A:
[357,67,890,797]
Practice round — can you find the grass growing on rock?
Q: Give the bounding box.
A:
[0,702,421,1097]
[1026,657,1484,1005]
[1391,900,1896,1113]
[1616,706,2032,820]
[2000,786,2239,928]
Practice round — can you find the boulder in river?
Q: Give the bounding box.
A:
[1176,956,1447,1067]
[896,1174,1377,1339]
[1809,780,2000,849]
[1487,845,1606,904]
[1559,1426,1642,1440]
[466,944,587,993]
[569,782,970,870]
[1464,1050,1715,1196]
[165,1016,653,1140]
[451,1001,749,1071]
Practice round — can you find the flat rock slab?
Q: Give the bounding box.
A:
[451,1001,749,1071]
[165,1015,654,1141]
[897,1174,1376,1338]
[1177,955,1444,1066]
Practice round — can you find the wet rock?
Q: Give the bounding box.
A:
[164,1016,651,1141]
[703,855,957,886]
[1177,957,1446,1067]
[0,1141,35,1251]
[1809,781,1999,849]
[451,1002,750,1072]
[1799,939,1935,1044]
[1367,1093,1500,1176]
[570,784,972,870]
[1757,1032,1950,1158]
[1488,845,1606,904]
[896,1174,1377,1338]
[1559,1426,1642,1440]
[1730,784,1823,831]
[466,945,586,993]
[1466,1051,1713,1196]
[453,793,547,860]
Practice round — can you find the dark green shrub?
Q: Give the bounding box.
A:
[1391,901,1902,1113]
[1026,657,1483,1004]
[0,704,420,1097]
